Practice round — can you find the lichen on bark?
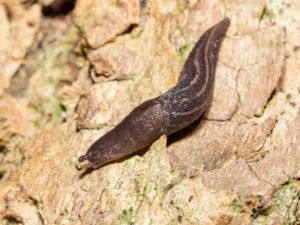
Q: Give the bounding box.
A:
[1,0,300,224]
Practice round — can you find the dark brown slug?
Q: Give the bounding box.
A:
[79,17,230,169]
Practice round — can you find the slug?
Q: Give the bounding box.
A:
[79,17,230,169]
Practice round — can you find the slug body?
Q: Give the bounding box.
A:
[79,18,230,169]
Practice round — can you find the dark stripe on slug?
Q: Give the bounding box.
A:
[78,18,230,169]
[160,18,230,134]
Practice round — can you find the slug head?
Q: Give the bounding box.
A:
[78,143,111,169]
[78,152,100,169]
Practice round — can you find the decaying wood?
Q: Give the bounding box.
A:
[0,0,300,224]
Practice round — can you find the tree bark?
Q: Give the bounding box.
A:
[0,0,300,224]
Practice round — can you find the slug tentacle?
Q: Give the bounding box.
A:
[78,18,230,169]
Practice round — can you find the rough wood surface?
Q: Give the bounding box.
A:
[0,0,300,224]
